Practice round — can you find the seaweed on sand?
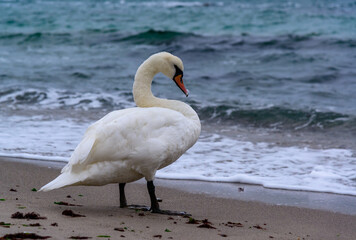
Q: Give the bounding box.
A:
[62,210,85,217]
[11,212,46,219]
[0,233,51,239]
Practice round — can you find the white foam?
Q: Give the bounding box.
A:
[0,115,85,161]
[156,134,356,196]
[0,152,67,162]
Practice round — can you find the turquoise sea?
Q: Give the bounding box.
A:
[0,0,355,195]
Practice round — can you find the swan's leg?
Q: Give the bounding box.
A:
[147,180,160,211]
[147,180,190,216]
[120,183,150,211]
[119,183,127,208]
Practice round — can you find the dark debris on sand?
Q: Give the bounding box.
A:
[223,221,244,228]
[0,233,51,239]
[186,217,217,229]
[11,212,47,220]
[27,223,41,227]
[54,201,82,206]
[0,222,11,228]
[62,210,85,217]
[197,219,216,229]
[253,224,266,230]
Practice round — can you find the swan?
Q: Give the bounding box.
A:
[40,52,201,215]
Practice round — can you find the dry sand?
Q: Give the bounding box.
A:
[0,157,355,240]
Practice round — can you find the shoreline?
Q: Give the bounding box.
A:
[1,156,356,216]
[0,157,356,239]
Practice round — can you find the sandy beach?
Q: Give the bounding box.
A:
[0,157,355,240]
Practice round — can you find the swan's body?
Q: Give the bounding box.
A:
[42,107,199,189]
[40,52,200,214]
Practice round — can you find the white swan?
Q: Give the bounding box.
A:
[40,52,201,215]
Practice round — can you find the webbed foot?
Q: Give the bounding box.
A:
[151,208,191,216]
[126,204,151,211]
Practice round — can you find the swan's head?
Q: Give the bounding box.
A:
[151,52,188,97]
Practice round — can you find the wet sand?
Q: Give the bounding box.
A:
[0,157,355,240]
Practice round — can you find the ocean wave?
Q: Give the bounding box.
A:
[302,73,338,84]
[138,1,224,8]
[119,29,195,45]
[333,38,356,48]
[1,87,354,131]
[116,30,347,49]
[114,30,356,57]
[0,32,72,45]
[2,27,355,54]
[0,29,194,46]
[252,33,321,48]
[196,105,353,130]
[0,88,134,111]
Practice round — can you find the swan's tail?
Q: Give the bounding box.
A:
[39,172,79,192]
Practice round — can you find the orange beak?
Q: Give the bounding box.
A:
[173,74,189,97]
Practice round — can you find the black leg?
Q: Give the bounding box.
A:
[119,183,127,208]
[120,183,150,211]
[147,180,160,212]
[146,180,190,216]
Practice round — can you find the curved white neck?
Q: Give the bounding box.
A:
[132,58,199,122]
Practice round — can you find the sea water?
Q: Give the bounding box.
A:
[0,0,355,196]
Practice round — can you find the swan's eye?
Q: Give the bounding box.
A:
[173,65,183,80]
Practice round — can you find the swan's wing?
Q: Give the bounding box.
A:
[61,108,137,172]
[65,107,194,172]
